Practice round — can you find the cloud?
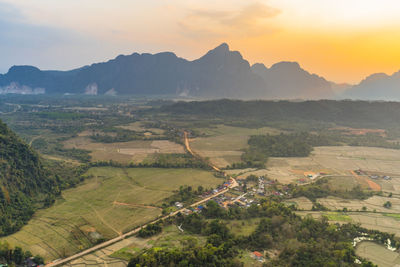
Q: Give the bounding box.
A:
[0,2,118,72]
[179,2,281,39]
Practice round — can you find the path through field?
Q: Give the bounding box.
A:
[350,170,381,191]
[112,201,162,210]
[46,132,237,267]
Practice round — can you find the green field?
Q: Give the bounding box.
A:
[1,167,222,261]
[383,213,400,220]
[111,224,207,261]
[322,212,352,222]
[224,218,261,237]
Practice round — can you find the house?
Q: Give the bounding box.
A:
[175,202,183,208]
[24,257,44,267]
[299,178,307,183]
[181,209,192,215]
[252,251,264,261]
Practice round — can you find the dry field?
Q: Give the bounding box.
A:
[191,125,281,167]
[297,210,400,237]
[63,235,147,267]
[117,121,164,135]
[191,126,400,185]
[1,167,221,262]
[311,146,400,175]
[350,213,400,237]
[226,156,336,184]
[356,241,400,267]
[63,107,108,111]
[63,136,184,163]
[317,196,400,213]
[284,197,314,210]
[226,146,400,185]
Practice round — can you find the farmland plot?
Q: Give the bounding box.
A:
[356,241,400,267]
[63,136,184,163]
[1,167,221,261]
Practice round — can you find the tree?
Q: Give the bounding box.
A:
[384,201,392,209]
[203,201,226,218]
[12,247,24,265]
[198,185,204,194]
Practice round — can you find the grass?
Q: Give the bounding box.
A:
[326,176,359,191]
[284,197,314,210]
[111,224,206,261]
[238,250,263,267]
[111,247,140,261]
[1,167,221,262]
[383,213,400,220]
[225,218,261,236]
[322,212,352,222]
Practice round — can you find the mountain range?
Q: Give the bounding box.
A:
[0,43,398,100]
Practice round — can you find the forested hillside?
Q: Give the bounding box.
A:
[0,119,58,235]
[159,99,400,130]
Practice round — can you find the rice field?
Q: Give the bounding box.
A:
[317,196,400,213]
[63,136,184,163]
[1,167,221,262]
[297,211,400,237]
[191,125,281,167]
[356,241,400,267]
[231,146,400,185]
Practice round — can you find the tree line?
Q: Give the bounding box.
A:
[128,199,381,266]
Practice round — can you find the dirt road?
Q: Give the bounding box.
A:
[46,132,237,267]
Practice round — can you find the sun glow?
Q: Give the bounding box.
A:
[1,0,400,83]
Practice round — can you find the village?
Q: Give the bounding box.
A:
[175,174,290,217]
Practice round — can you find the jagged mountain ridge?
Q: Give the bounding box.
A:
[0,43,341,99]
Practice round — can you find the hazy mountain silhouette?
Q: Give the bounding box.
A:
[251,61,334,99]
[344,71,400,100]
[0,43,342,99]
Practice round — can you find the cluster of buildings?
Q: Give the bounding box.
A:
[370,174,391,180]
[355,169,392,180]
[205,175,288,209]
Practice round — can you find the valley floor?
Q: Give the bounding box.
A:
[0,167,221,261]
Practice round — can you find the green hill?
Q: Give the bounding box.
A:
[0,119,58,236]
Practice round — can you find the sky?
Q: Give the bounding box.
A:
[1,0,400,84]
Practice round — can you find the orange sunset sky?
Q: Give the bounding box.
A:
[1,0,400,84]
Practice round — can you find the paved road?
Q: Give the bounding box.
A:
[46,132,237,267]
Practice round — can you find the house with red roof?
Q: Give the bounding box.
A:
[252,251,263,261]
